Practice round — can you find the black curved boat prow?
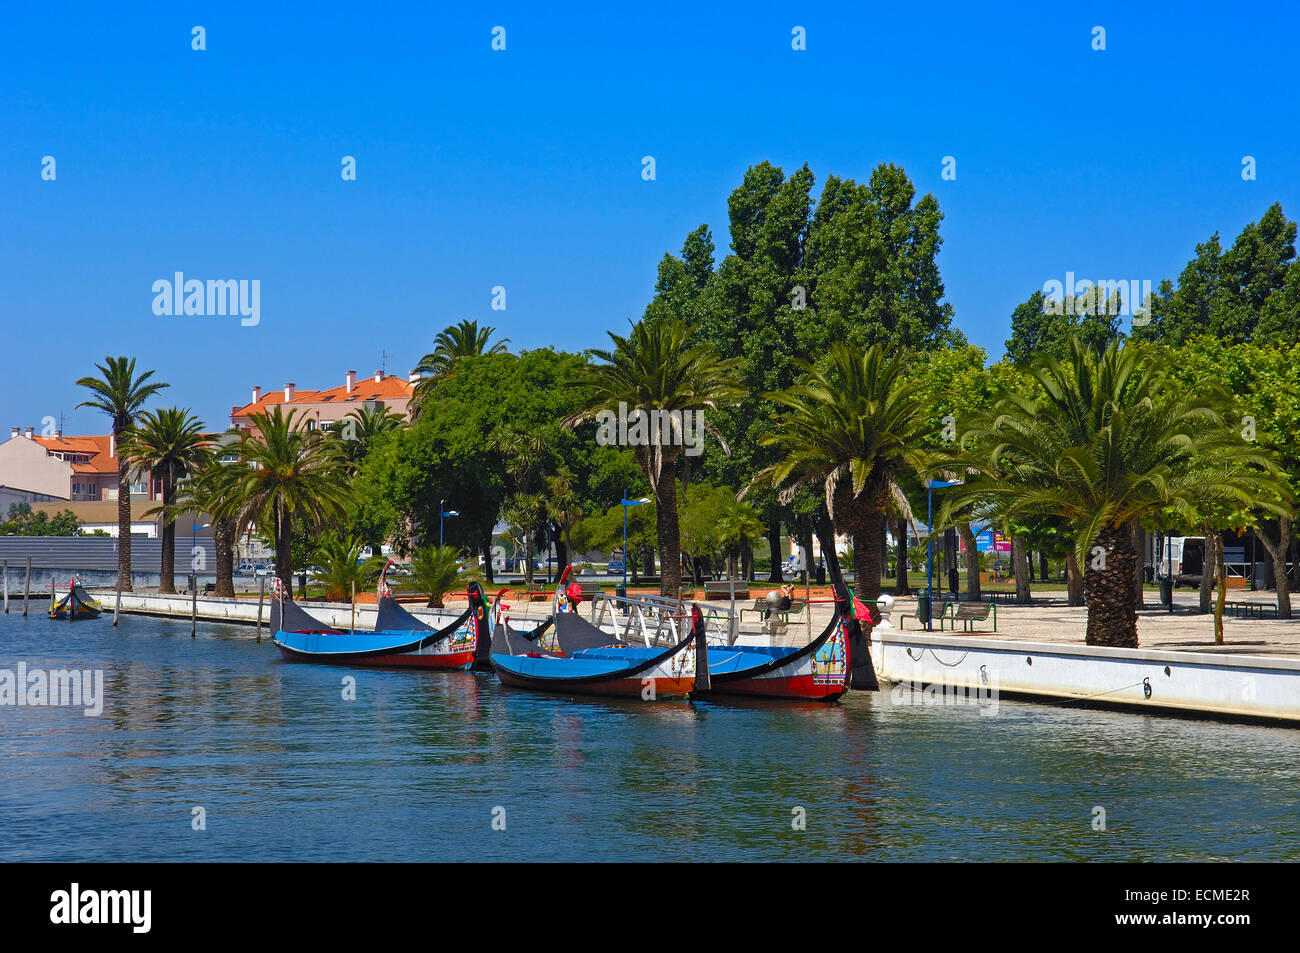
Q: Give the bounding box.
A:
[374,595,433,632]
[271,594,344,634]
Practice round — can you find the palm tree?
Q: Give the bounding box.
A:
[716,497,764,580]
[754,343,933,603]
[567,317,743,596]
[410,319,510,415]
[545,469,582,568]
[165,455,242,597]
[313,532,384,602]
[76,357,169,591]
[410,545,475,608]
[501,493,545,589]
[122,408,212,594]
[939,336,1289,647]
[334,404,404,468]
[231,407,355,591]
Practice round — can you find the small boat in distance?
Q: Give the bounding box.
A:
[48,578,103,620]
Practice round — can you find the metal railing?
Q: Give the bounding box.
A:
[587,591,737,647]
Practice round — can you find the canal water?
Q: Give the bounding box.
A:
[2,612,1297,862]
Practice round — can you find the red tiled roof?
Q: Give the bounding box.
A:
[31,434,119,474]
[230,375,414,418]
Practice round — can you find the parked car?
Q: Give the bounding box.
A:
[254,565,272,577]
[606,559,624,575]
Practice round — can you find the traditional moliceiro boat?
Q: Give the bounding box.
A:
[515,566,874,701]
[484,576,708,698]
[272,574,490,670]
[48,579,103,620]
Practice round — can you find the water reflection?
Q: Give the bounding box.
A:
[1,612,1297,861]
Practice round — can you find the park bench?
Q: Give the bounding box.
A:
[897,596,958,629]
[947,601,997,632]
[202,583,216,596]
[1224,601,1276,619]
[704,580,750,600]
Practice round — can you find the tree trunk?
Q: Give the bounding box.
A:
[766,513,783,583]
[214,517,236,597]
[1133,523,1146,607]
[653,465,681,597]
[116,450,133,591]
[958,523,981,601]
[834,481,886,602]
[1012,533,1031,604]
[1214,534,1227,645]
[1039,551,1050,583]
[943,528,959,594]
[1082,523,1139,647]
[160,520,177,594]
[523,532,534,590]
[275,507,293,593]
[1256,517,1292,618]
[893,513,910,595]
[481,526,495,585]
[1198,531,1218,614]
[158,477,176,594]
[1066,550,1085,606]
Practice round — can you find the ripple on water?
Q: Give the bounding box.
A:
[1,613,1298,861]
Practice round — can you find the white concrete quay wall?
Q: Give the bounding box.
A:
[101,592,467,630]
[869,622,1300,723]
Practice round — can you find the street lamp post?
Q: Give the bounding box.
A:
[620,493,651,598]
[925,480,959,631]
[439,500,459,548]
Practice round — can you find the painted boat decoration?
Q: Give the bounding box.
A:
[698,599,852,701]
[558,597,852,702]
[486,578,709,698]
[273,576,491,670]
[48,578,103,620]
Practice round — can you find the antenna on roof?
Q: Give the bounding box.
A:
[380,350,391,376]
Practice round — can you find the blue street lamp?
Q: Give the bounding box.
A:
[439,500,459,547]
[620,494,651,594]
[925,480,960,631]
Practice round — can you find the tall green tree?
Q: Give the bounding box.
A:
[75,357,169,590]
[1137,204,1297,346]
[231,407,354,591]
[755,343,934,602]
[123,408,211,594]
[411,319,511,415]
[567,317,743,595]
[165,455,242,597]
[940,336,1289,647]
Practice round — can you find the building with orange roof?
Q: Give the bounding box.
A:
[0,427,164,535]
[229,369,418,437]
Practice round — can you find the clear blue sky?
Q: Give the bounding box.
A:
[3,1,1296,435]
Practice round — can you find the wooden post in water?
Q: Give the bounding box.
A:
[256,576,265,642]
[23,557,31,617]
[190,573,197,637]
[3,559,9,614]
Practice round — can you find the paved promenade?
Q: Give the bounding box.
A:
[702,589,1300,658]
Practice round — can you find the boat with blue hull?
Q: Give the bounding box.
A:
[480,563,877,700]
[273,579,491,670]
